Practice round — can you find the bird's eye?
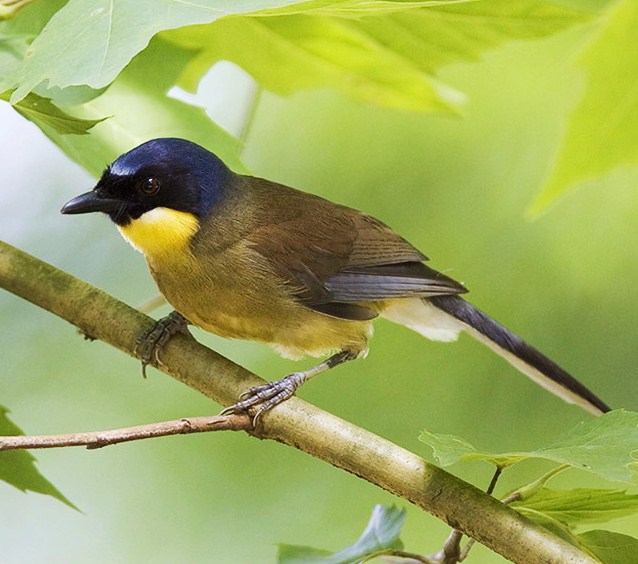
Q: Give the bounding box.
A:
[139,177,160,195]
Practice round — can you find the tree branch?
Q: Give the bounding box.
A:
[0,241,597,564]
[0,414,252,451]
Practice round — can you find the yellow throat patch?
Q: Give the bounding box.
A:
[117,207,199,257]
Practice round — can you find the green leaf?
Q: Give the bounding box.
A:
[531,0,638,215]
[0,0,67,76]
[1,0,307,102]
[4,0,591,112]
[256,0,469,17]
[419,429,530,468]
[511,488,638,528]
[0,90,104,134]
[577,530,638,564]
[168,0,591,113]
[0,31,28,75]
[420,410,638,483]
[0,0,35,21]
[533,410,638,483]
[512,510,593,553]
[0,406,76,509]
[504,510,638,562]
[278,545,333,564]
[37,36,243,178]
[168,15,462,114]
[278,505,405,564]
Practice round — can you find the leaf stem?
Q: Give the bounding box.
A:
[502,464,571,505]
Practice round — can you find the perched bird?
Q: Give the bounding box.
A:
[61,138,610,419]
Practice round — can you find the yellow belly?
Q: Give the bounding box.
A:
[160,269,373,360]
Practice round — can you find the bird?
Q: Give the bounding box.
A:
[61,138,610,420]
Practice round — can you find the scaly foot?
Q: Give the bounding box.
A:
[220,372,307,423]
[135,310,191,377]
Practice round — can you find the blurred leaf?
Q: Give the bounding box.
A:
[512,488,638,528]
[0,90,104,134]
[420,410,638,483]
[169,0,591,113]
[0,0,34,21]
[278,505,405,564]
[531,0,638,215]
[577,530,638,564]
[37,37,243,178]
[0,406,76,509]
[278,545,333,563]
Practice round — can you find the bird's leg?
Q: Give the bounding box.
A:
[221,350,358,423]
[135,310,191,377]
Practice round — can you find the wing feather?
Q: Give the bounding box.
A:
[245,178,466,320]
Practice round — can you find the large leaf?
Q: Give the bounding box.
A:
[168,15,461,114]
[258,0,467,16]
[511,488,638,528]
[1,0,306,103]
[420,410,638,483]
[38,36,243,178]
[0,406,76,509]
[0,32,27,78]
[168,0,591,113]
[0,0,66,76]
[531,0,638,214]
[4,0,591,112]
[278,505,405,564]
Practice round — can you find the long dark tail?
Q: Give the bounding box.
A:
[429,295,610,415]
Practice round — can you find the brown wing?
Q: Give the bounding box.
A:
[245,178,466,320]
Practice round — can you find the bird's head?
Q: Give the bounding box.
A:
[61,138,232,256]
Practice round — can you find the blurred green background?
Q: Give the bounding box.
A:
[1,21,637,564]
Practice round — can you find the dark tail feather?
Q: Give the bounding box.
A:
[429,295,610,415]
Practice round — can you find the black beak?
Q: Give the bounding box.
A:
[61,191,124,215]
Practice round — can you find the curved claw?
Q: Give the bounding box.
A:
[220,373,306,421]
[134,311,190,377]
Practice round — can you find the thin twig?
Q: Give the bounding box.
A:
[458,539,475,562]
[485,466,504,496]
[438,530,462,564]
[0,414,252,451]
